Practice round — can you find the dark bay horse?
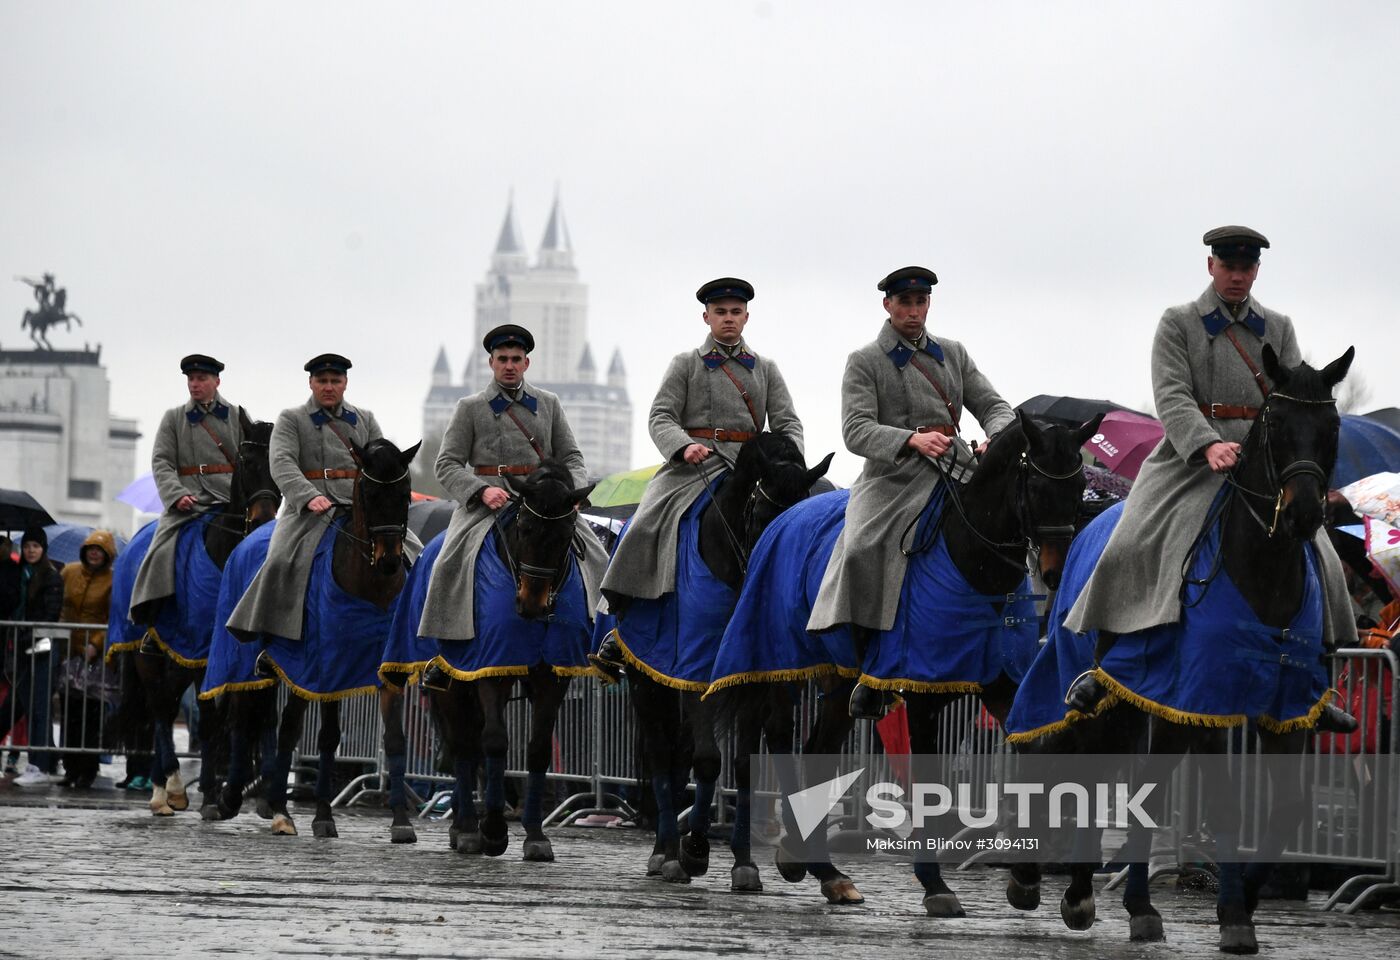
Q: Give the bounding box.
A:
[622,433,833,887]
[119,411,279,816]
[244,437,419,838]
[710,412,1100,907]
[427,460,597,860]
[1005,347,1354,954]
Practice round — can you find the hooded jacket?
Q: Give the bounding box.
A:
[61,529,117,646]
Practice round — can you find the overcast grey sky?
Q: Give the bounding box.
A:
[3,1,1397,486]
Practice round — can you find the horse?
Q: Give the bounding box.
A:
[609,432,833,887]
[1003,346,1354,954]
[213,436,420,838]
[409,460,599,861]
[707,411,1101,908]
[106,411,280,817]
[22,288,81,350]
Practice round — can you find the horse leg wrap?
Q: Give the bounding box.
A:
[386,752,408,811]
[521,770,548,833]
[689,777,716,837]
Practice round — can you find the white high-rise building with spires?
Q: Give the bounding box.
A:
[423,193,633,481]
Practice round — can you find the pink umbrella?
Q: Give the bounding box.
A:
[115,472,163,514]
[1083,411,1164,480]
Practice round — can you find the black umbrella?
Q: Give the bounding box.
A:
[1017,395,1149,428]
[1362,407,1400,435]
[408,498,458,544]
[0,488,56,533]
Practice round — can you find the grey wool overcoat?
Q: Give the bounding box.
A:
[599,335,803,605]
[1063,286,1353,646]
[808,322,1015,633]
[417,383,608,641]
[129,394,244,623]
[226,396,419,641]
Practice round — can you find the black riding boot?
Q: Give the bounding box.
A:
[588,635,625,682]
[847,682,889,720]
[254,650,278,680]
[1314,701,1358,734]
[421,660,452,692]
[1064,670,1108,714]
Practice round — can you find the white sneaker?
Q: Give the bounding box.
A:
[13,765,54,786]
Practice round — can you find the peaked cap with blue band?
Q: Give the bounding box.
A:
[180,354,224,375]
[1203,225,1270,264]
[878,265,938,296]
[304,353,352,375]
[696,277,755,303]
[482,324,535,354]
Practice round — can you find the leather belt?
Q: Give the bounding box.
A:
[914,424,957,437]
[303,468,360,480]
[475,465,537,476]
[686,428,756,443]
[177,464,235,476]
[1199,403,1260,420]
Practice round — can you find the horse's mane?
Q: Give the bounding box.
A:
[732,431,802,482]
[528,459,576,490]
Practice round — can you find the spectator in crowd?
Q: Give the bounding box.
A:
[0,526,65,785]
[57,530,118,788]
[1,534,18,775]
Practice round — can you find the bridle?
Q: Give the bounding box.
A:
[495,483,580,612]
[692,450,809,579]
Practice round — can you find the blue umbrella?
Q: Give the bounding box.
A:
[42,523,129,565]
[1335,415,1400,489]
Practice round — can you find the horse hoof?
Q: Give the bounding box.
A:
[774,844,806,884]
[1060,890,1096,930]
[1006,875,1041,911]
[1130,914,1166,942]
[646,852,666,877]
[150,802,175,817]
[271,814,298,836]
[165,773,188,811]
[679,834,710,877]
[922,892,964,917]
[731,864,763,893]
[522,839,555,863]
[1219,925,1258,954]
[821,876,865,905]
[312,819,338,839]
[199,802,223,822]
[456,831,483,855]
[481,830,509,858]
[660,859,691,884]
[391,824,418,844]
[255,798,274,820]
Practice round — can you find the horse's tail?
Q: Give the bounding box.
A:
[66,312,82,327]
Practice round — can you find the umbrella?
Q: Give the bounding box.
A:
[1338,472,1400,529]
[587,463,662,520]
[1082,410,1164,480]
[1363,517,1400,598]
[0,488,56,532]
[116,472,163,514]
[1335,415,1400,489]
[42,523,129,565]
[1362,407,1400,435]
[408,498,458,543]
[1017,395,1148,429]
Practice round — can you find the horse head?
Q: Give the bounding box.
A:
[235,409,281,532]
[730,432,834,556]
[505,461,594,619]
[1007,410,1100,589]
[1250,345,1353,541]
[349,437,421,575]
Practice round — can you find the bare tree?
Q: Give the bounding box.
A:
[1335,368,1373,414]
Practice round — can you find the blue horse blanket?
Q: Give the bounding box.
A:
[380,530,446,685]
[201,522,278,699]
[107,515,221,666]
[708,486,1038,695]
[1004,500,1331,743]
[406,511,594,681]
[592,492,738,691]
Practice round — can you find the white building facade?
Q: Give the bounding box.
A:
[0,347,138,530]
[424,195,633,480]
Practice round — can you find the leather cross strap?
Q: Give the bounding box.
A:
[915,424,957,437]
[178,464,235,476]
[686,428,756,443]
[195,417,237,466]
[304,468,360,480]
[502,406,545,459]
[1223,326,1271,400]
[715,362,762,432]
[1199,403,1261,420]
[475,465,536,476]
[907,356,961,431]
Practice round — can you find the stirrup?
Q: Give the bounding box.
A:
[848,682,888,721]
[138,633,162,656]
[254,650,279,680]
[421,662,452,692]
[1063,670,1106,713]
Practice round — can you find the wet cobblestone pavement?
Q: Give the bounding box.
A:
[2,778,1397,959]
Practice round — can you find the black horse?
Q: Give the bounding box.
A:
[129,412,280,816]
[429,460,596,860]
[626,432,833,886]
[1006,346,1354,954]
[713,412,1100,907]
[236,437,419,838]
